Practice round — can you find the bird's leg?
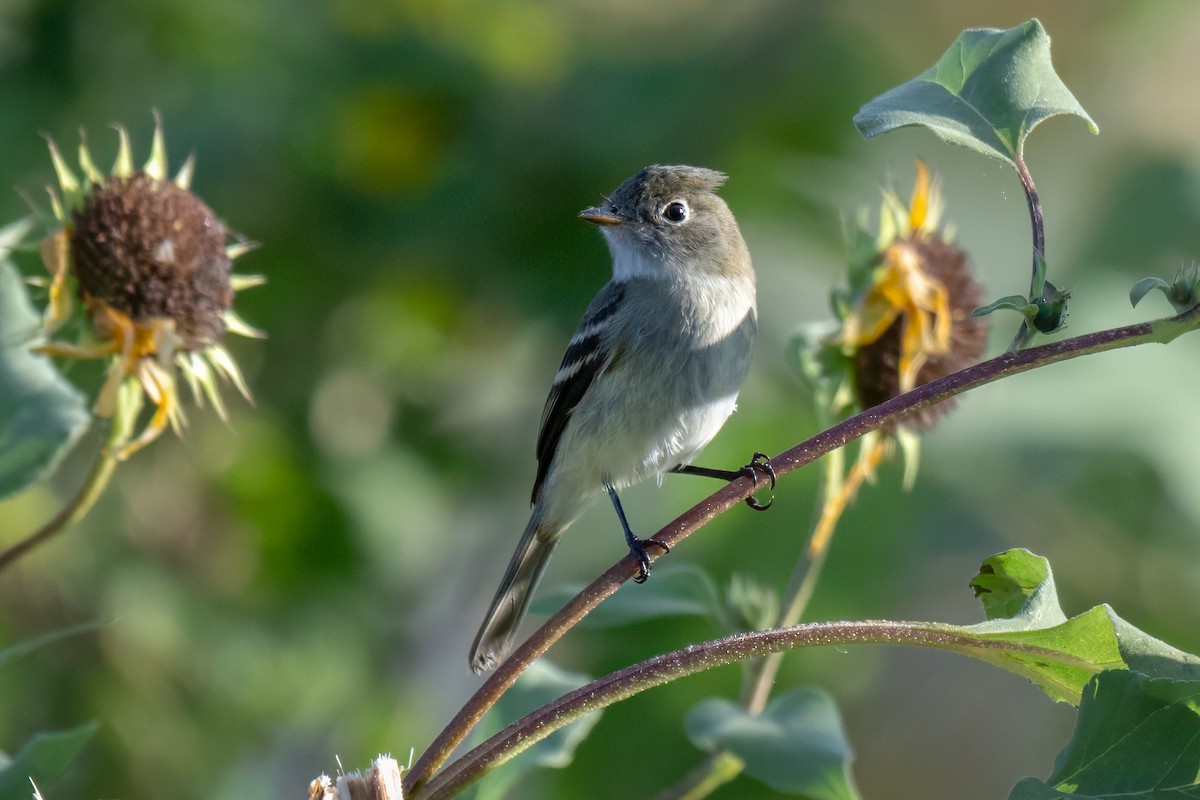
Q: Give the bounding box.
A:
[672,452,777,510]
[605,481,669,584]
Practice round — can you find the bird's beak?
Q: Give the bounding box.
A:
[579,206,623,226]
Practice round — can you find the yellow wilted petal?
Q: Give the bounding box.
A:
[898,312,930,391]
[844,290,900,348]
[908,161,930,232]
[45,138,79,195]
[229,271,266,291]
[205,344,253,401]
[77,129,104,184]
[226,241,261,262]
[145,112,168,181]
[189,351,228,421]
[112,125,134,178]
[896,425,921,491]
[223,308,266,339]
[93,358,127,418]
[174,153,195,191]
[40,231,72,333]
[178,351,205,407]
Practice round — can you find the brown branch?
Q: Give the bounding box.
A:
[402,305,1199,797]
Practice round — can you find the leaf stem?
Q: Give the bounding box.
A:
[0,380,139,574]
[402,305,1200,797]
[1009,155,1046,351]
[0,443,116,572]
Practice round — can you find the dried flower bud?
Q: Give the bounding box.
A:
[28,117,262,458]
[71,172,233,349]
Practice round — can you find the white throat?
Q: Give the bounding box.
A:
[602,229,666,282]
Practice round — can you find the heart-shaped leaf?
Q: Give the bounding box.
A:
[685,688,859,800]
[854,19,1098,167]
[1009,670,1200,799]
[0,721,99,799]
[0,229,90,499]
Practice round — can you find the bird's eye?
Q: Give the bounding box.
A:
[663,201,688,223]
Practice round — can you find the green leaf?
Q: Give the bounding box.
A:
[0,620,108,671]
[854,19,1098,166]
[1009,670,1200,799]
[684,688,860,800]
[972,295,1037,319]
[0,252,90,500]
[531,564,723,629]
[1130,263,1200,313]
[475,660,603,800]
[950,550,1200,704]
[725,574,780,632]
[1031,281,1071,334]
[970,549,1062,624]
[1129,276,1171,309]
[0,721,99,799]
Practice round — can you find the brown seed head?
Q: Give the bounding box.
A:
[70,171,233,349]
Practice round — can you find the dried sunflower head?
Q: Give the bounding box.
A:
[31,116,263,458]
[838,162,986,431]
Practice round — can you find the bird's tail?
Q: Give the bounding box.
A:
[468,509,560,674]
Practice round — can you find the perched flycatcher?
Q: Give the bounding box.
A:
[469,165,761,673]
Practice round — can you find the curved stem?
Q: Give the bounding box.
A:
[403,306,1200,797]
[418,620,1100,800]
[1010,155,1046,351]
[0,444,117,572]
[653,753,745,800]
[1016,156,1045,274]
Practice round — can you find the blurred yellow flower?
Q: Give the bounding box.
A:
[841,161,985,431]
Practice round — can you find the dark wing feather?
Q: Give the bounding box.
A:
[532,282,625,504]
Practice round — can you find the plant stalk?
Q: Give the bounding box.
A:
[1008,155,1046,351]
[0,443,116,572]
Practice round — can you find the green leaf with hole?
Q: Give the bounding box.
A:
[854,19,1098,166]
[971,549,1062,624]
[1009,670,1200,799]
[954,550,1200,704]
[0,721,99,799]
[0,225,91,499]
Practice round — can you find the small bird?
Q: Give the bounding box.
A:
[468,165,770,674]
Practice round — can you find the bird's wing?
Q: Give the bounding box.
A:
[532,281,626,504]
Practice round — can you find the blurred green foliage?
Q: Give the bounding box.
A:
[2,1,1200,798]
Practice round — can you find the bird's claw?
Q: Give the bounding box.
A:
[741,452,776,511]
[630,537,670,583]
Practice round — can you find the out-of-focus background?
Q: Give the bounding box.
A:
[2,1,1199,798]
